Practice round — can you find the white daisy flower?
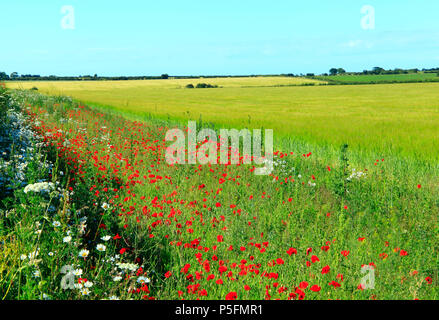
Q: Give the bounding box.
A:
[80,288,90,296]
[137,276,150,284]
[73,268,83,276]
[96,244,106,252]
[78,249,89,258]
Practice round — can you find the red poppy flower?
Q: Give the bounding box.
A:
[181,264,191,274]
[400,250,408,256]
[225,292,237,300]
[310,285,321,292]
[341,250,350,257]
[329,280,341,288]
[321,265,330,274]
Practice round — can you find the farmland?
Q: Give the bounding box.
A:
[0,79,438,301]
[315,72,439,85]
[6,79,439,162]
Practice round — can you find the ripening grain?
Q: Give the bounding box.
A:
[7,80,439,161]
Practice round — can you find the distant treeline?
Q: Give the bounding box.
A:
[2,67,439,82]
[321,66,439,76]
[0,72,302,82]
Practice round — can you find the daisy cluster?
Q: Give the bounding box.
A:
[0,108,39,191]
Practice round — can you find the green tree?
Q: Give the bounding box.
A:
[0,72,9,80]
[372,67,384,75]
[329,68,338,76]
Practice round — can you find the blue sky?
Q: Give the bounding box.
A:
[1,0,438,76]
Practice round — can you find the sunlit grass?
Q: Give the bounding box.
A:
[7,80,439,162]
[316,73,439,84]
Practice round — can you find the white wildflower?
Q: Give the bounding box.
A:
[78,249,89,258]
[113,276,122,282]
[73,268,83,276]
[137,276,150,284]
[74,283,83,289]
[80,288,90,296]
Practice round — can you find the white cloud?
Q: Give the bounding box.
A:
[342,40,374,49]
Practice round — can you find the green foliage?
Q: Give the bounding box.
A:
[317,72,439,84]
[195,83,218,88]
[0,84,9,125]
[331,144,349,198]
[0,72,9,81]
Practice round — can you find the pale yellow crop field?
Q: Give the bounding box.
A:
[7,76,321,92]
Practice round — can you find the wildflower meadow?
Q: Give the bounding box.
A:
[0,84,437,301]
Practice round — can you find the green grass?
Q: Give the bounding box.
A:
[315,73,439,84]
